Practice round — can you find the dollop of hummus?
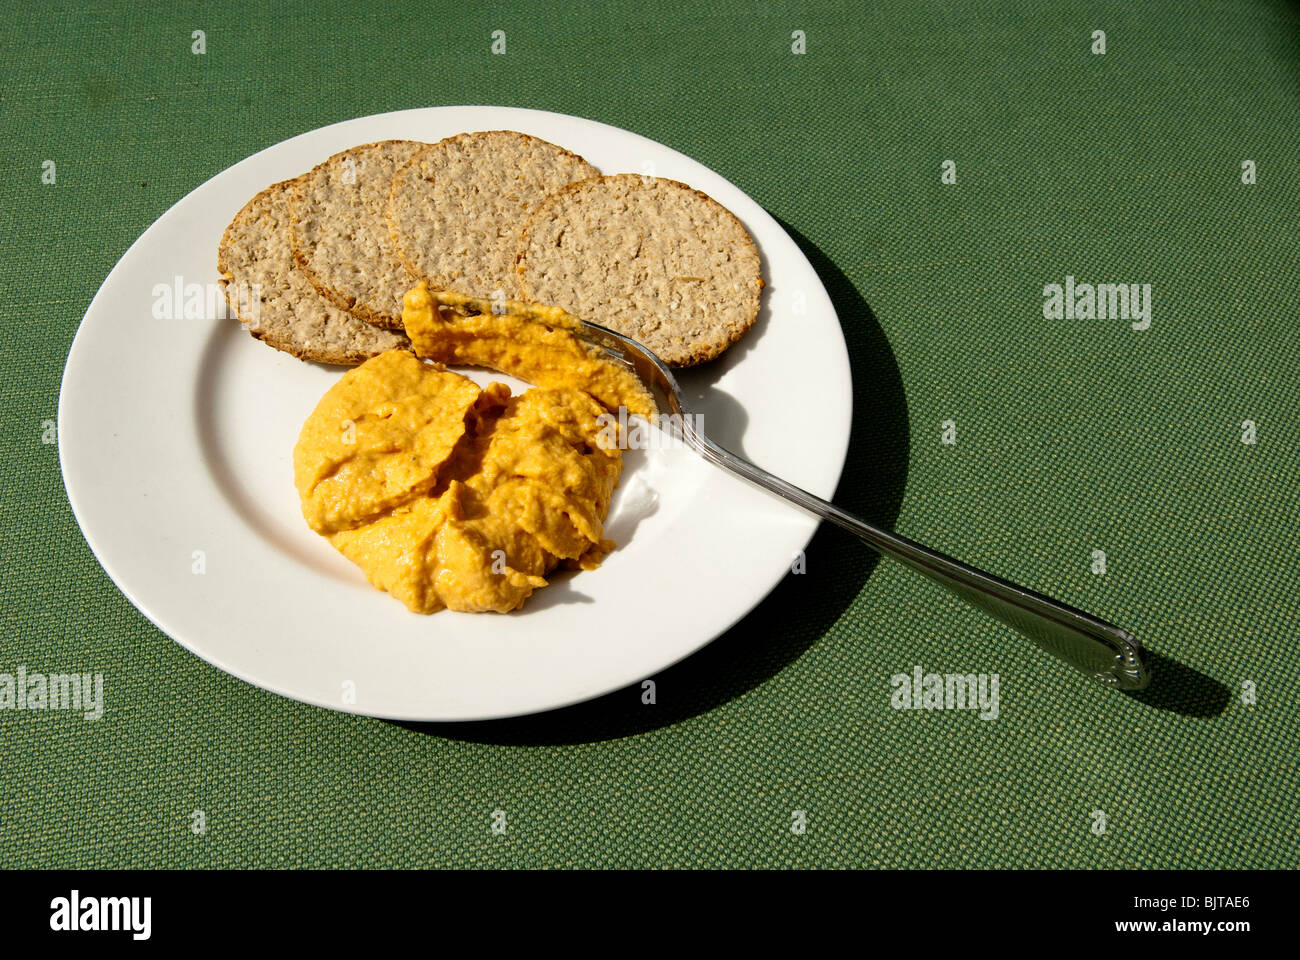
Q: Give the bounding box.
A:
[294,350,625,613]
[294,282,664,613]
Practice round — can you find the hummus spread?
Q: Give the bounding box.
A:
[401,282,657,421]
[294,343,631,613]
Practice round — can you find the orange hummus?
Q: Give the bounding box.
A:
[401,282,657,421]
[293,287,654,614]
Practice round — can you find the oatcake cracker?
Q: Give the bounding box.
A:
[288,140,426,329]
[217,178,410,365]
[514,174,764,367]
[386,130,599,301]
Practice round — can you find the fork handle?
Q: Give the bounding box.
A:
[686,429,1148,690]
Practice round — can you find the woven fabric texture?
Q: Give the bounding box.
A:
[1,0,1297,868]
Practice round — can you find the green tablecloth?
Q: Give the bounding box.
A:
[3,0,1297,869]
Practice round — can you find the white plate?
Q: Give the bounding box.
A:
[59,106,852,721]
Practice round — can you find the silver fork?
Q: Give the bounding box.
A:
[575,319,1150,691]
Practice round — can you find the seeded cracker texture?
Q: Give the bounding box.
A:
[385,130,599,301]
[514,174,765,367]
[288,140,428,330]
[217,178,410,365]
